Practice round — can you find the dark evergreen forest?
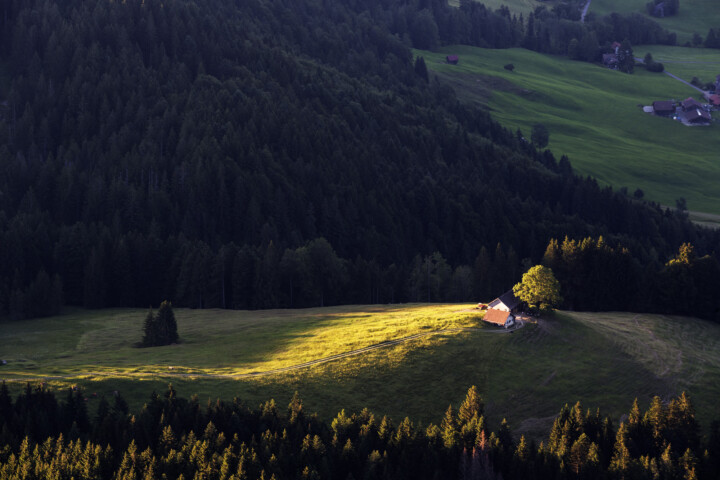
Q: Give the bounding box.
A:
[0,383,719,479]
[0,0,718,320]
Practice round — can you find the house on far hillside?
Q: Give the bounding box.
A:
[446,55,459,65]
[652,100,675,116]
[681,97,703,111]
[684,108,712,125]
[709,94,720,108]
[484,309,516,329]
[488,289,522,313]
[602,53,618,69]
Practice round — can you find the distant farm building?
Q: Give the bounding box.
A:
[681,97,703,111]
[602,54,618,69]
[484,309,516,329]
[446,55,459,65]
[709,94,720,107]
[652,100,675,116]
[684,108,712,125]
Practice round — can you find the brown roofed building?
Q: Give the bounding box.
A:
[483,309,516,329]
[709,94,720,107]
[652,100,675,116]
[684,108,711,124]
[681,97,703,111]
[446,55,459,65]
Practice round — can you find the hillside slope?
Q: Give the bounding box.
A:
[2,306,719,436]
[0,0,716,318]
[421,45,720,214]
[590,0,718,43]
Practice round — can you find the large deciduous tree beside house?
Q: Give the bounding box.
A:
[513,265,562,313]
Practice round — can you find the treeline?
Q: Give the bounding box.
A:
[1,383,720,479]
[0,0,718,319]
[543,238,720,321]
[393,0,676,62]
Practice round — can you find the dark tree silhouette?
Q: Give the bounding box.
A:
[141,301,178,347]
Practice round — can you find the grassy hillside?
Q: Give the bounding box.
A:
[641,45,720,85]
[2,305,720,438]
[419,45,720,214]
[589,0,717,44]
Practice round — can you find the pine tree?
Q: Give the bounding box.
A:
[414,56,429,82]
[441,405,458,449]
[141,301,178,347]
[141,308,156,347]
[156,301,179,344]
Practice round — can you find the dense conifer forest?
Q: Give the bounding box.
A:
[0,383,718,479]
[0,0,718,320]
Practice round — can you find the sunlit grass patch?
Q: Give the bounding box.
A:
[2,305,720,438]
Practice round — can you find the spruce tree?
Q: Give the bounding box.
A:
[156,301,179,345]
[458,386,484,425]
[141,308,156,347]
[141,301,179,347]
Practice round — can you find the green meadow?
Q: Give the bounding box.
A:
[641,44,720,85]
[589,0,718,44]
[2,305,720,438]
[420,45,720,214]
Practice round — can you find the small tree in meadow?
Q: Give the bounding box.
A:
[141,301,179,347]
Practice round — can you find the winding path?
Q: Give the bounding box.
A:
[663,71,706,94]
[3,321,525,383]
[634,57,707,95]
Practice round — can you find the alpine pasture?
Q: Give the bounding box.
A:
[589,0,718,44]
[2,305,720,438]
[420,45,720,214]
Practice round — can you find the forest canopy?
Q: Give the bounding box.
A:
[0,0,716,320]
[0,383,718,479]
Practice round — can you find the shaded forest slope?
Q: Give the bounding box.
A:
[0,0,717,316]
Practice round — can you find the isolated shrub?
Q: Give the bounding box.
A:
[646,61,664,72]
[504,63,514,72]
